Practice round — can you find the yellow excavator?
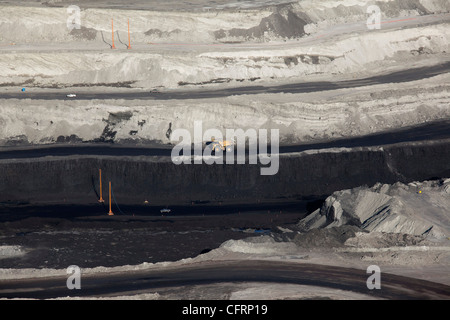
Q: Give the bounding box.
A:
[207,137,234,153]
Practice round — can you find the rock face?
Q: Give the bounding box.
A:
[0,1,449,89]
[298,178,450,239]
[0,141,449,209]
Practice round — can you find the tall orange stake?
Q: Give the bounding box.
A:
[127,19,131,49]
[111,18,116,49]
[108,181,114,215]
[98,169,104,203]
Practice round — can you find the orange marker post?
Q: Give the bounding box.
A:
[108,181,114,216]
[111,19,116,49]
[98,169,104,203]
[127,19,131,49]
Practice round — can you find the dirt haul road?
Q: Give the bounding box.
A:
[1,260,449,300]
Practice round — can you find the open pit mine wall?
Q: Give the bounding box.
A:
[0,141,449,206]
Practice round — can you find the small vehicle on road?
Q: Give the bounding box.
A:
[206,138,234,153]
[66,94,77,98]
